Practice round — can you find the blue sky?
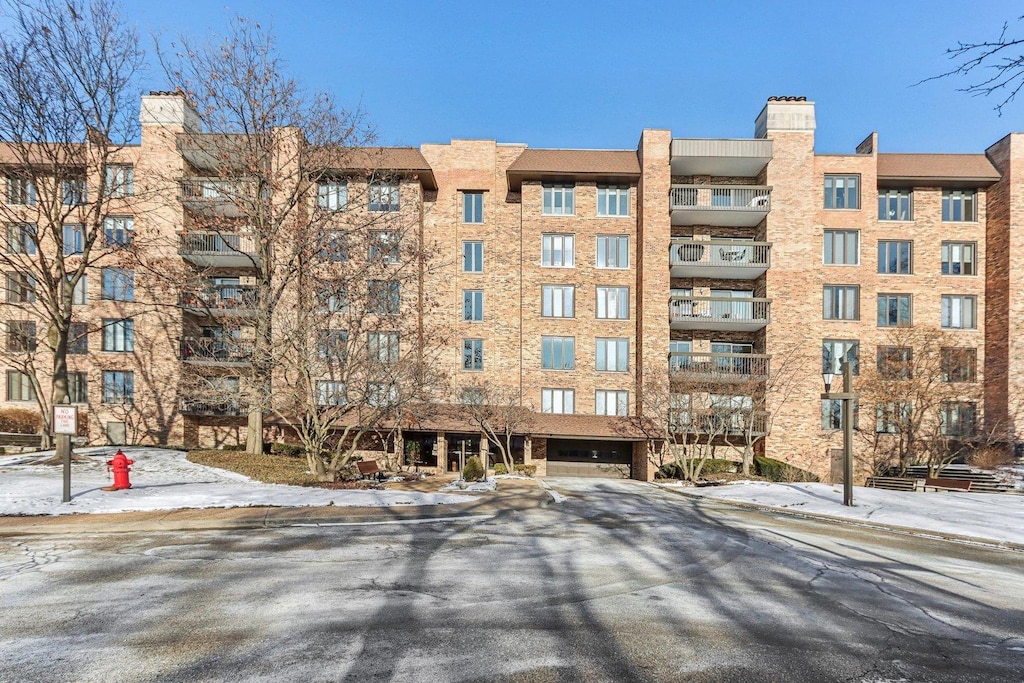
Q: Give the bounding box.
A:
[129,0,1022,153]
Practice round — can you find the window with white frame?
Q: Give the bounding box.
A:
[104,165,134,197]
[542,184,574,216]
[317,180,348,211]
[63,224,84,256]
[316,381,347,406]
[6,370,35,401]
[940,401,976,437]
[6,177,35,205]
[541,336,575,370]
[596,286,629,320]
[367,331,399,364]
[942,242,976,276]
[368,230,399,263]
[595,337,628,372]
[463,192,483,223]
[102,370,134,404]
[368,180,399,211]
[822,339,859,375]
[823,285,859,320]
[597,186,629,217]
[462,241,483,273]
[941,295,977,329]
[71,274,87,306]
[877,240,912,274]
[541,233,574,267]
[824,175,859,209]
[68,372,88,404]
[541,388,574,413]
[463,290,483,321]
[102,318,134,352]
[823,230,859,265]
[942,190,976,222]
[463,338,483,370]
[876,401,911,434]
[595,390,628,416]
[104,216,133,248]
[596,235,629,268]
[101,268,134,301]
[542,285,575,317]
[877,294,912,327]
[7,223,35,254]
[878,190,912,221]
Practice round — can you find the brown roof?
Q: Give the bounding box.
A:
[877,153,1001,183]
[507,148,640,175]
[331,147,436,190]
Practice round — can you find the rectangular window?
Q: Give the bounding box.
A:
[541,285,575,318]
[63,224,85,256]
[102,370,133,404]
[541,388,574,414]
[877,240,912,274]
[366,381,397,407]
[463,289,483,321]
[368,230,399,263]
[104,165,134,198]
[368,280,400,316]
[101,318,134,352]
[822,339,859,375]
[6,273,36,303]
[318,282,348,313]
[463,192,483,223]
[824,175,860,209]
[316,181,348,211]
[941,347,977,383]
[6,177,36,205]
[542,184,574,216]
[63,178,86,205]
[6,320,36,353]
[6,370,35,401]
[101,268,134,302]
[941,295,977,329]
[367,331,399,365]
[876,401,911,434]
[68,372,88,404]
[942,242,976,276]
[877,346,913,379]
[541,233,574,267]
[68,321,88,355]
[462,338,483,370]
[596,235,629,268]
[821,398,858,430]
[461,388,484,405]
[320,231,348,262]
[877,294,912,327]
[823,285,859,320]
[878,190,912,221]
[596,286,629,320]
[942,190,976,222]
[823,230,859,265]
[597,186,630,217]
[541,336,575,370]
[7,223,36,254]
[940,401,976,437]
[317,330,348,362]
[316,380,347,406]
[462,241,483,273]
[368,181,399,212]
[595,390,628,416]
[104,216,133,248]
[595,338,629,372]
[71,274,87,305]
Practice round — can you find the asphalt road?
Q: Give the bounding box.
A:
[1,478,1022,682]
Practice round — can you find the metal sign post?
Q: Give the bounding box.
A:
[53,402,77,504]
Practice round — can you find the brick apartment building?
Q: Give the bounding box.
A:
[2,92,1022,482]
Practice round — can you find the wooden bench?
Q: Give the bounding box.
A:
[356,459,384,481]
[866,476,919,492]
[923,477,972,492]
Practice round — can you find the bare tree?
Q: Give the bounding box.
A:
[0,0,144,448]
[460,381,533,473]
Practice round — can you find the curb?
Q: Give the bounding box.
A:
[654,483,1024,553]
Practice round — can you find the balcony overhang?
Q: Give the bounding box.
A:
[670,138,772,177]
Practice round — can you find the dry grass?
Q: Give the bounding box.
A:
[188,449,320,486]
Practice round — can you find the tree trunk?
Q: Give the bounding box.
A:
[246,408,263,455]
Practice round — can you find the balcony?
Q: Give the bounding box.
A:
[178,232,259,269]
[181,399,248,417]
[670,138,772,177]
[670,185,771,227]
[674,409,769,438]
[180,285,259,317]
[179,178,252,217]
[670,239,770,279]
[178,337,253,366]
[669,296,770,332]
[669,352,770,384]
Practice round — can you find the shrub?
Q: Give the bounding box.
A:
[270,442,304,458]
[492,462,508,475]
[462,456,484,481]
[657,459,737,479]
[0,408,41,434]
[221,443,247,451]
[513,463,537,477]
[966,445,1015,470]
[755,456,819,483]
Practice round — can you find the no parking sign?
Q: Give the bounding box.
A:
[53,405,77,435]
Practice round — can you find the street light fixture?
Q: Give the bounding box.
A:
[821,360,855,506]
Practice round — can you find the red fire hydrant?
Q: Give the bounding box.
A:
[105,449,134,491]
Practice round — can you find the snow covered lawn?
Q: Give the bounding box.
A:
[0,447,475,516]
[673,480,1024,546]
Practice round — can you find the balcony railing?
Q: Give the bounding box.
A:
[178,337,253,364]
[179,178,252,217]
[669,352,770,383]
[672,409,769,437]
[179,285,259,315]
[670,185,771,227]
[181,399,248,417]
[669,296,770,331]
[178,232,259,268]
[670,239,771,279]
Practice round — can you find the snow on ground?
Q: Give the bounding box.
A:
[674,479,1024,545]
[0,447,474,516]
[440,478,498,493]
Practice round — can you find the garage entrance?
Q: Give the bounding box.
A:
[544,439,633,478]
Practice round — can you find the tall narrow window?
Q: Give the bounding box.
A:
[463,192,483,223]
[68,372,88,404]
[68,322,88,355]
[462,241,483,273]
[542,184,574,216]
[462,338,483,370]
[463,290,483,321]
[63,224,85,256]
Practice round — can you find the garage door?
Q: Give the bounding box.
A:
[545,461,630,478]
[545,439,633,479]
